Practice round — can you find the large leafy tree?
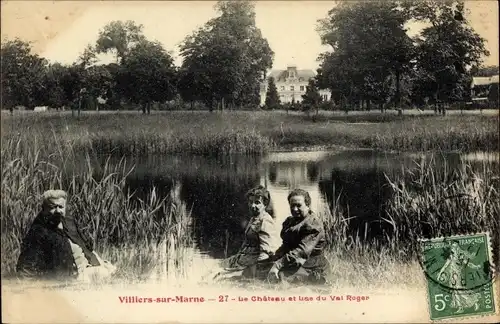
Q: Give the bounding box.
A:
[81,64,115,110]
[41,63,74,109]
[90,21,148,111]
[100,63,123,109]
[117,40,177,114]
[92,20,178,113]
[1,39,48,110]
[402,0,489,114]
[179,0,273,111]
[55,64,85,111]
[95,20,146,64]
[62,44,112,115]
[177,67,206,110]
[317,1,414,112]
[316,52,364,112]
[264,76,280,110]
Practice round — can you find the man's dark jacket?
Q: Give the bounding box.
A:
[16,212,100,279]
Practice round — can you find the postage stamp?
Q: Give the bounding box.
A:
[419,232,497,321]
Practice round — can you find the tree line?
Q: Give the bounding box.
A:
[314,0,496,115]
[1,1,273,114]
[1,0,497,115]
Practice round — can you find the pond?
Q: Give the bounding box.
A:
[83,149,499,262]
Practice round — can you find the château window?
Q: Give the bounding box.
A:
[289,72,295,78]
[280,86,285,91]
[300,86,305,91]
[290,86,295,91]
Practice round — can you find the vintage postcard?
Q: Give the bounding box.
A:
[1,0,499,323]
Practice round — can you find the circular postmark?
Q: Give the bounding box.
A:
[417,233,496,292]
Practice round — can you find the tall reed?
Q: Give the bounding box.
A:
[1,135,194,280]
[382,157,499,265]
[316,156,499,277]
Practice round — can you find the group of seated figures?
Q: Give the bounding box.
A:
[220,186,328,284]
[16,187,329,285]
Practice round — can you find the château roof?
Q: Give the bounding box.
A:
[267,69,316,82]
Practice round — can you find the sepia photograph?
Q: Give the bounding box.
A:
[1,0,499,323]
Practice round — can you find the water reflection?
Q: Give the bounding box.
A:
[180,174,260,258]
[113,155,263,259]
[86,150,499,260]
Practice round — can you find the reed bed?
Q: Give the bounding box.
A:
[316,156,500,280]
[276,114,498,152]
[1,110,498,287]
[1,135,194,281]
[383,157,500,266]
[1,111,497,156]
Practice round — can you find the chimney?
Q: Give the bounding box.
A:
[287,65,297,79]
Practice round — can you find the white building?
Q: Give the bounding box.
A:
[33,106,48,112]
[470,75,499,99]
[260,65,331,106]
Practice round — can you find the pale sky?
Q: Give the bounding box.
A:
[1,1,499,71]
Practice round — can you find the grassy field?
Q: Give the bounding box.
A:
[1,110,498,156]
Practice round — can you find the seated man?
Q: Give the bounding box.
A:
[266,189,329,284]
[16,190,116,282]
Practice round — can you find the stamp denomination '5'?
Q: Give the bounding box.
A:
[420,232,497,321]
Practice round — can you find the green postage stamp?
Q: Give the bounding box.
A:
[420,232,498,321]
